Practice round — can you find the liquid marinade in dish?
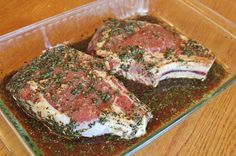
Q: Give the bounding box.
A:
[0,16,227,156]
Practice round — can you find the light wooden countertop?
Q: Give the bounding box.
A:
[0,0,235,155]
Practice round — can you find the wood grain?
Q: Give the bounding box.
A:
[0,0,94,36]
[199,0,236,23]
[0,0,236,156]
[134,86,236,156]
[0,140,9,156]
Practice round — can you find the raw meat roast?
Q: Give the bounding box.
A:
[88,19,215,87]
[6,45,152,139]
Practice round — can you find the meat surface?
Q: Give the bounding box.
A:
[6,45,152,139]
[88,19,215,87]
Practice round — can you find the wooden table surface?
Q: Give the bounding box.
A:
[0,0,235,155]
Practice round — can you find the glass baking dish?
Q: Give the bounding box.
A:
[0,0,235,155]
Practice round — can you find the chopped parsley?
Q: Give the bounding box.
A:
[99,117,107,124]
[107,18,139,36]
[119,53,132,62]
[124,24,135,34]
[85,86,96,95]
[96,91,111,102]
[101,93,111,102]
[146,63,155,70]
[28,65,37,72]
[40,72,51,79]
[182,46,194,57]
[177,57,184,62]
[120,64,130,72]
[71,88,81,95]
[182,39,207,57]
[164,48,174,60]
[54,75,62,83]
[108,28,123,36]
[136,56,144,63]
[119,46,145,64]
[92,98,100,105]
[71,83,83,95]
[106,134,114,140]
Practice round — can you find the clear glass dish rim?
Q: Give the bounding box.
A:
[1,0,236,41]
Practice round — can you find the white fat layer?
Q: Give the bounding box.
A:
[74,119,110,137]
[26,78,150,139]
[27,81,39,91]
[95,28,113,57]
[160,71,205,81]
[73,70,150,139]
[96,40,106,48]
[158,62,210,74]
[80,121,109,137]
[97,49,113,58]
[105,114,149,139]
[112,98,124,114]
[25,91,144,139]
[74,112,150,139]
[112,55,214,87]
[27,81,70,125]
[156,61,212,86]
[96,40,113,57]
[29,94,70,125]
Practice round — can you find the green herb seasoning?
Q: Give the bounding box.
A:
[92,97,100,105]
[85,86,96,95]
[108,28,123,36]
[177,57,184,62]
[99,117,107,125]
[119,53,132,62]
[54,75,62,84]
[164,48,174,60]
[97,91,111,102]
[120,64,130,72]
[106,18,140,37]
[124,24,135,34]
[101,93,111,102]
[119,46,145,65]
[40,72,51,79]
[106,134,114,140]
[71,88,81,95]
[71,83,83,95]
[146,63,155,70]
[182,39,209,57]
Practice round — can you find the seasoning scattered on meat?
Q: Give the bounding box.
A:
[6,45,152,139]
[88,18,215,87]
